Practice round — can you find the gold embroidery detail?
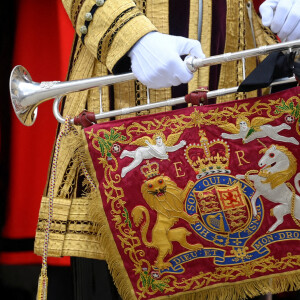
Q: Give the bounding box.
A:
[86,94,300,298]
[132,176,202,269]
[135,81,150,115]
[259,145,297,189]
[37,219,100,236]
[185,131,230,173]
[97,7,142,63]
[135,0,146,14]
[71,0,85,26]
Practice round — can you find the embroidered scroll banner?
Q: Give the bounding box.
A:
[83,86,300,300]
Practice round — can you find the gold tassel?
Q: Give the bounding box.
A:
[36,271,48,300]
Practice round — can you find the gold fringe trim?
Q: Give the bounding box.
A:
[96,219,137,300]
[80,128,137,299]
[79,129,105,237]
[153,271,300,300]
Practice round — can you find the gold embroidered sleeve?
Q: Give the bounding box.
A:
[62,0,157,72]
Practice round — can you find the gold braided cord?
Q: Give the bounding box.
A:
[37,117,72,300]
[36,117,97,300]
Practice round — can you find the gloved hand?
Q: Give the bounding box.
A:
[128,31,205,89]
[259,0,300,41]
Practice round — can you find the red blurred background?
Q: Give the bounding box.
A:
[0,0,74,298]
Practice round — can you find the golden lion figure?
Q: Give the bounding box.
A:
[132,175,202,269]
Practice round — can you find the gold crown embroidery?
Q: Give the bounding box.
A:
[140,160,160,179]
[184,131,230,177]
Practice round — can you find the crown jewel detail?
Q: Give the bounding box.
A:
[140,160,160,178]
[184,132,230,176]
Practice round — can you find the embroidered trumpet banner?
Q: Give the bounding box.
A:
[83,86,300,300]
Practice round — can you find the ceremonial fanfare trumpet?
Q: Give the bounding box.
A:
[10,39,300,126]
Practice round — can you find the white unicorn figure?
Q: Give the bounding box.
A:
[236,144,300,232]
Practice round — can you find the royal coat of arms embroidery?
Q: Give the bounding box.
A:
[83,86,300,300]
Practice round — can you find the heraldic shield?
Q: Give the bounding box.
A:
[194,181,251,234]
[76,86,300,300]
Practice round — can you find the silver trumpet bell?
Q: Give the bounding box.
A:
[10,65,135,126]
[9,39,300,126]
[10,65,41,126]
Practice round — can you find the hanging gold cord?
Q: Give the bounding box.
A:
[36,116,96,300]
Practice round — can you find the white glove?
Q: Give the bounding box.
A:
[128,32,205,89]
[259,0,300,41]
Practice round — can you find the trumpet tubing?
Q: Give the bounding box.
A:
[9,39,300,126]
[10,65,135,126]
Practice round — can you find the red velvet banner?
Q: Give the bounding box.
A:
[84,86,300,299]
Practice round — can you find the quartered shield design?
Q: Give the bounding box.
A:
[196,182,251,234]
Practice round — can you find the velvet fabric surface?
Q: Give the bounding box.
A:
[83,86,300,300]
